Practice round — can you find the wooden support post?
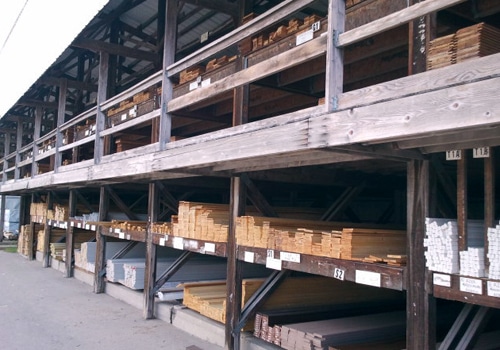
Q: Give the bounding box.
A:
[94,186,109,293]
[28,193,36,261]
[159,0,177,150]
[2,132,10,182]
[14,117,23,179]
[95,51,109,164]
[42,192,54,268]
[407,160,435,350]
[325,0,345,111]
[226,176,246,350]
[484,148,495,273]
[65,190,77,278]
[144,182,159,319]
[457,154,468,252]
[32,106,42,177]
[0,194,5,242]
[54,79,67,173]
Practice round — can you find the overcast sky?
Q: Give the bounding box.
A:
[0,0,108,119]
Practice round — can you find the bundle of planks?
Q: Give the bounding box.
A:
[340,228,406,262]
[50,243,67,261]
[206,55,237,72]
[151,222,171,235]
[171,201,230,242]
[30,202,48,218]
[179,65,205,84]
[37,228,65,253]
[279,311,406,350]
[488,222,500,280]
[17,225,32,256]
[182,276,402,327]
[427,22,500,70]
[110,220,147,232]
[237,216,406,264]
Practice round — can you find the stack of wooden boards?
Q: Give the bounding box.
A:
[181,276,402,327]
[30,202,48,221]
[114,134,151,153]
[47,204,69,222]
[427,22,500,70]
[17,225,32,256]
[170,201,230,242]
[106,86,160,125]
[37,228,65,253]
[236,216,406,265]
[109,220,147,233]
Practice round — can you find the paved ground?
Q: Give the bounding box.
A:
[0,250,223,350]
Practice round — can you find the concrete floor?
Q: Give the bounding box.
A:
[0,250,223,350]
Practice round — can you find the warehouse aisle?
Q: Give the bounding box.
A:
[0,251,223,350]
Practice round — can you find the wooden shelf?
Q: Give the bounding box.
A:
[237,246,405,291]
[152,232,227,257]
[432,273,500,308]
[102,226,146,242]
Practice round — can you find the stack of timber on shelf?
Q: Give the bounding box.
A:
[63,127,74,145]
[424,218,486,276]
[488,222,500,280]
[37,229,64,253]
[114,134,151,152]
[181,276,402,328]
[50,242,67,261]
[106,86,160,127]
[171,201,230,242]
[30,202,48,222]
[236,216,406,265]
[47,204,69,222]
[427,22,500,70]
[17,225,32,256]
[279,311,406,350]
[74,120,96,141]
[109,220,147,233]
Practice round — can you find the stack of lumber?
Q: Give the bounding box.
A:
[17,225,32,256]
[206,55,237,72]
[459,247,485,278]
[151,222,172,235]
[427,23,500,70]
[182,276,401,326]
[456,23,500,63]
[172,201,229,242]
[50,243,67,261]
[53,204,68,221]
[37,228,65,253]
[424,218,484,274]
[362,254,407,266]
[30,202,48,218]
[115,135,150,152]
[106,88,156,118]
[340,228,406,262]
[279,311,406,350]
[110,220,147,232]
[179,65,205,84]
[63,128,74,145]
[487,223,500,279]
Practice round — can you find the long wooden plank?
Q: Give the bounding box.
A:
[338,0,466,47]
[168,35,327,112]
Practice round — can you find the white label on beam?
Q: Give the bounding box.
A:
[473,147,490,158]
[487,281,500,298]
[333,268,345,281]
[460,277,482,294]
[71,221,74,227]
[266,257,282,270]
[119,232,125,240]
[85,224,90,230]
[446,150,461,160]
[77,223,82,228]
[355,270,381,287]
[244,251,254,263]
[296,29,314,46]
[201,78,211,88]
[280,252,300,263]
[311,21,321,32]
[267,249,274,259]
[433,273,451,288]
[173,237,184,250]
[159,237,166,246]
[189,81,199,91]
[204,242,216,253]
[91,225,96,231]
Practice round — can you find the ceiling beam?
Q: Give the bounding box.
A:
[183,0,238,17]
[71,38,159,62]
[38,77,98,92]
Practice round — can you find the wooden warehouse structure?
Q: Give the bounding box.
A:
[1,0,500,348]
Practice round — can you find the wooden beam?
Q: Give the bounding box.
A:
[54,79,67,173]
[144,182,158,319]
[484,148,495,272]
[15,99,58,110]
[338,0,466,47]
[94,186,109,293]
[325,0,345,111]
[38,77,98,92]
[42,192,54,268]
[71,38,159,62]
[183,0,238,17]
[457,154,467,252]
[407,159,435,350]
[65,190,77,278]
[94,52,109,164]
[168,34,327,112]
[241,173,278,217]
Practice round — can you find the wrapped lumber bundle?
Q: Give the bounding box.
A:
[17,225,32,256]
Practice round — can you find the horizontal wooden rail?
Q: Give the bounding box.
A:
[338,0,466,47]
[59,106,98,131]
[167,0,315,77]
